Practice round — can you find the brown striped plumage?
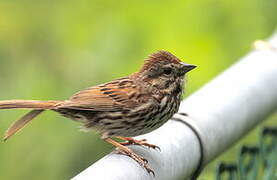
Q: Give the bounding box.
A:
[0,50,196,174]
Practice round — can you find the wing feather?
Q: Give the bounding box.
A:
[58,78,142,111]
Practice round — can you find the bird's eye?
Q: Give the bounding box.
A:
[164,68,172,75]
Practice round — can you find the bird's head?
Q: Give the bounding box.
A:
[137,51,196,92]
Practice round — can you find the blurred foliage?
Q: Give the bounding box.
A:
[0,0,276,179]
[201,116,277,180]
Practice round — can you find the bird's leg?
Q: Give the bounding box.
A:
[104,138,154,175]
[115,136,160,151]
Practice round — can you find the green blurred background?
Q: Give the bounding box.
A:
[0,0,276,179]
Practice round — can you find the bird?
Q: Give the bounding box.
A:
[0,50,196,174]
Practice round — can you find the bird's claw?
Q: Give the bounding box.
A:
[120,138,161,151]
[141,157,148,163]
[115,149,155,176]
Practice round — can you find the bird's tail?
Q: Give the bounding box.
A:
[0,100,62,110]
[0,100,63,141]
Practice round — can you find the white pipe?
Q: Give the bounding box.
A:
[72,35,277,180]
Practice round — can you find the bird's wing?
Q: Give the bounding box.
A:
[58,79,143,111]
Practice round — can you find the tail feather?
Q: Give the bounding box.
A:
[1,99,63,141]
[3,110,45,141]
[0,100,62,109]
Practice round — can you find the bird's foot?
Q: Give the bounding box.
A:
[118,137,160,151]
[116,148,155,176]
[105,137,155,176]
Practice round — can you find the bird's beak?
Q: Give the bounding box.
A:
[181,63,197,74]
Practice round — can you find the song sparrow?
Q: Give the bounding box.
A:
[0,50,196,174]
